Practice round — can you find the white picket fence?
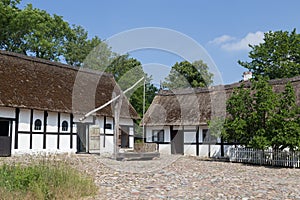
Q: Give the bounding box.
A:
[229,148,300,168]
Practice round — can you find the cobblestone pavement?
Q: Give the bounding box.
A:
[1,154,300,199]
[72,154,300,200]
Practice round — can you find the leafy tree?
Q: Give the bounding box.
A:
[223,77,300,150]
[102,55,158,117]
[163,60,213,89]
[0,2,70,60]
[239,29,300,79]
[269,82,300,150]
[83,41,116,70]
[0,0,100,63]
[64,25,101,66]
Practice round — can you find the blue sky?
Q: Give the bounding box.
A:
[20,0,300,85]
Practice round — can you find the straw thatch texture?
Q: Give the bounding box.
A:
[0,50,139,119]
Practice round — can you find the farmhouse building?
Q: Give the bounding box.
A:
[0,50,139,156]
[142,76,300,157]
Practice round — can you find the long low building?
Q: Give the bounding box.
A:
[0,50,139,156]
[142,76,300,157]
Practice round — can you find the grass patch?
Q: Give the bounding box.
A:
[0,157,97,200]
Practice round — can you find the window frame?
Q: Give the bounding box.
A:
[152,130,164,143]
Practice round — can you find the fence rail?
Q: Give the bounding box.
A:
[229,148,300,168]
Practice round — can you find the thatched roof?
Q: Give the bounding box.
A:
[0,50,139,119]
[142,76,300,126]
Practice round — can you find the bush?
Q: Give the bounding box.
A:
[0,158,97,200]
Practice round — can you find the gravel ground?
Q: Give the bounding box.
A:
[1,154,300,200]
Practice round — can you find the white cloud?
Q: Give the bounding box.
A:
[209,35,236,45]
[210,31,265,51]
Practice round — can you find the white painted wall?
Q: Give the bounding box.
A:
[60,135,71,150]
[19,109,30,132]
[0,107,15,118]
[184,144,196,155]
[100,135,114,155]
[47,112,58,132]
[18,134,30,150]
[32,134,43,150]
[158,144,171,155]
[46,135,57,149]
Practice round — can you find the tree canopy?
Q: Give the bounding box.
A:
[0,0,101,64]
[97,54,158,117]
[239,29,300,79]
[223,77,300,150]
[163,60,213,89]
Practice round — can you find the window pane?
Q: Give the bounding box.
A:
[34,119,42,130]
[105,123,112,129]
[62,121,68,131]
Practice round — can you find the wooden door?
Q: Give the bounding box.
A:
[77,123,87,153]
[171,127,184,155]
[120,126,129,148]
[0,120,11,156]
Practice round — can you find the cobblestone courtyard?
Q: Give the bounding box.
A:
[2,154,300,199]
[74,154,300,200]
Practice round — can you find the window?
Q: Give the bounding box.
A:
[105,123,112,129]
[34,119,42,130]
[152,130,164,142]
[62,121,68,131]
[202,129,217,143]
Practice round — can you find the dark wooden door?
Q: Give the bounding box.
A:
[171,128,184,155]
[0,120,11,156]
[120,126,129,148]
[77,123,87,153]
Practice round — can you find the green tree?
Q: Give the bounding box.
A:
[270,82,300,150]
[239,29,300,79]
[163,60,213,89]
[83,41,116,70]
[0,0,100,63]
[0,0,24,53]
[0,2,71,60]
[223,77,300,150]
[64,25,101,66]
[103,55,158,117]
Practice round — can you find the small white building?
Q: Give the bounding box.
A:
[142,86,230,157]
[0,50,139,156]
[142,76,300,158]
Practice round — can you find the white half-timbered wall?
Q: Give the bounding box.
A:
[145,125,232,157]
[0,107,135,155]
